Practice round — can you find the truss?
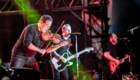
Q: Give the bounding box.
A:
[0,0,108,79]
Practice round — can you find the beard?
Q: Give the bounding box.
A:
[112,39,118,44]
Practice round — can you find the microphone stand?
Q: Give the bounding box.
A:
[75,35,79,78]
[127,27,137,73]
[122,39,135,73]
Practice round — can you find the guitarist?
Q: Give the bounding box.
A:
[50,24,74,80]
[100,33,124,80]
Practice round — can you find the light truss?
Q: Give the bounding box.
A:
[0,0,108,79]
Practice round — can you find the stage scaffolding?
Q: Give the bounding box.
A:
[0,0,109,79]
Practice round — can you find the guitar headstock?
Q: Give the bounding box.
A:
[119,54,130,63]
[84,47,94,52]
[125,54,129,58]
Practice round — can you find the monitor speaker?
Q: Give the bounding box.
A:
[9,67,40,80]
[0,66,40,80]
[0,66,12,80]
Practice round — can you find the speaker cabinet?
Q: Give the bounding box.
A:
[2,67,40,80]
[0,67,40,80]
[10,67,40,80]
[0,66,12,80]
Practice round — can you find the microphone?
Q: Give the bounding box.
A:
[69,32,81,35]
[119,38,128,40]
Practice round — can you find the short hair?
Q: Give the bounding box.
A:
[109,33,113,39]
[39,15,53,23]
[108,33,115,39]
[108,33,116,39]
[62,24,72,33]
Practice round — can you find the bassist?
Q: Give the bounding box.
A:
[50,24,73,80]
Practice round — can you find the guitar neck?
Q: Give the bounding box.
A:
[67,50,86,61]
[120,56,128,63]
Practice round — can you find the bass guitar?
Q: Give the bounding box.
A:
[51,47,94,72]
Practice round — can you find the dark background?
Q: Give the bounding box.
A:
[0,0,140,79]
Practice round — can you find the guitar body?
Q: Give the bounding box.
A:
[109,54,129,74]
[109,61,118,74]
[51,53,72,72]
[51,47,94,72]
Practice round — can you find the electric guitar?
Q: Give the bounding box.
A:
[109,54,129,74]
[51,47,94,72]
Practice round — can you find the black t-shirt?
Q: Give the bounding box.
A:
[52,37,71,56]
[12,24,44,57]
[103,42,118,58]
[101,41,118,65]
